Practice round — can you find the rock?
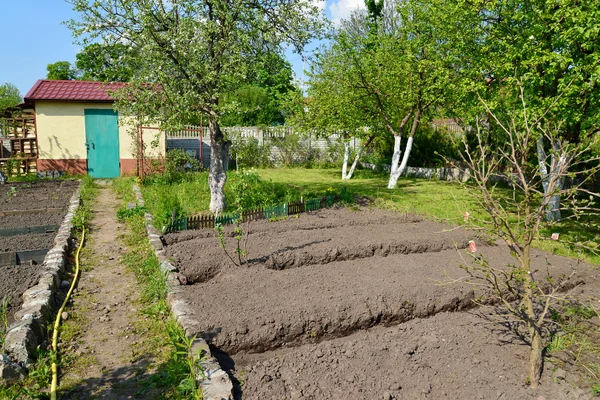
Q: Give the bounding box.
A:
[0,354,26,384]
[61,312,69,320]
[60,280,71,289]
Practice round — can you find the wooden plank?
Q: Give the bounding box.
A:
[0,225,59,237]
[0,207,63,217]
[0,252,17,266]
[0,249,48,266]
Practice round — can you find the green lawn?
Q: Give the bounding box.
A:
[140,167,599,265]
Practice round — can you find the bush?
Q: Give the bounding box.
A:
[230,137,272,169]
[146,149,201,185]
[270,134,315,166]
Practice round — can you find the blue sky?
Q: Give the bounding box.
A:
[0,0,365,98]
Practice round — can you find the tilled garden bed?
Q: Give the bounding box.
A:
[0,180,79,323]
[163,207,595,399]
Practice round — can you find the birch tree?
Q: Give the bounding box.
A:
[68,0,325,213]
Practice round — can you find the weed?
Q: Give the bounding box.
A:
[0,295,9,348]
[7,186,17,196]
[546,334,572,353]
[117,205,147,221]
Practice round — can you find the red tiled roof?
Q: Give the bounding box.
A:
[24,80,128,102]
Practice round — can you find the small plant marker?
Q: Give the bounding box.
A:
[468,240,477,253]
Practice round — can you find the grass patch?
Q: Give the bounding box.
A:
[548,301,600,396]
[140,167,599,265]
[111,179,204,399]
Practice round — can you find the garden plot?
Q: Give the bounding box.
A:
[0,180,78,322]
[164,207,595,399]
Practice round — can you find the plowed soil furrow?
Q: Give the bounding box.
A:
[181,245,586,355]
[164,208,423,245]
[166,216,483,283]
[232,311,586,400]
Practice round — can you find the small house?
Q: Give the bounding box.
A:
[12,79,165,178]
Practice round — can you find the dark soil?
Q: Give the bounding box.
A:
[165,206,596,399]
[0,264,42,323]
[1,232,56,252]
[234,311,590,399]
[0,212,65,230]
[0,180,78,212]
[165,208,482,283]
[0,180,78,325]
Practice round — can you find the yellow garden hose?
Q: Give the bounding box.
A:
[50,227,85,400]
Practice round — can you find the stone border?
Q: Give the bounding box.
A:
[1,181,82,383]
[132,184,233,400]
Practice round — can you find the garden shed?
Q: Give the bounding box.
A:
[21,79,165,178]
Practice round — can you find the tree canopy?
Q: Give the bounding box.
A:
[68,0,326,212]
[75,42,138,82]
[46,61,78,80]
[0,83,22,112]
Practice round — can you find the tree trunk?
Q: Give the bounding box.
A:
[208,118,230,214]
[388,108,420,189]
[341,140,350,180]
[528,326,543,388]
[387,135,403,189]
[522,245,543,388]
[536,136,564,222]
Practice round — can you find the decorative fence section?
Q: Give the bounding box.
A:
[165,191,344,233]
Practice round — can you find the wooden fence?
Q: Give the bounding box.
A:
[165,193,342,233]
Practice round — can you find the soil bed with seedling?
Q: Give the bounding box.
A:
[0,180,79,322]
[164,206,597,399]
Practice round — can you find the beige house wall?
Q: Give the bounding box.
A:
[35,101,165,161]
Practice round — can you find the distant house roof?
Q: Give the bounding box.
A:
[24,80,128,103]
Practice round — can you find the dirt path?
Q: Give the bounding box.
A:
[58,185,163,399]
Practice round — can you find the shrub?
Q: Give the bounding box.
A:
[230,137,272,169]
[146,149,201,185]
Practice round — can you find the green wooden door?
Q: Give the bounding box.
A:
[84,109,120,178]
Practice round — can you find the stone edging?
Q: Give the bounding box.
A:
[0,181,82,383]
[132,184,233,400]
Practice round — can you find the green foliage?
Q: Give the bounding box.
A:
[0,295,9,349]
[0,82,21,112]
[72,176,97,233]
[75,42,137,82]
[1,155,26,178]
[116,186,203,398]
[229,137,272,169]
[409,126,462,168]
[117,205,147,221]
[163,149,201,184]
[227,169,279,210]
[270,134,315,166]
[148,187,184,232]
[46,61,77,80]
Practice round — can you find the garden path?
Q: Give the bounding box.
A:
[58,185,163,399]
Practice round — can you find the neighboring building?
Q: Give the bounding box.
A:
[20,79,165,178]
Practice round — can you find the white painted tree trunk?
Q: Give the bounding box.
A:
[536,137,564,222]
[208,119,230,214]
[341,140,350,180]
[345,142,367,180]
[388,136,414,189]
